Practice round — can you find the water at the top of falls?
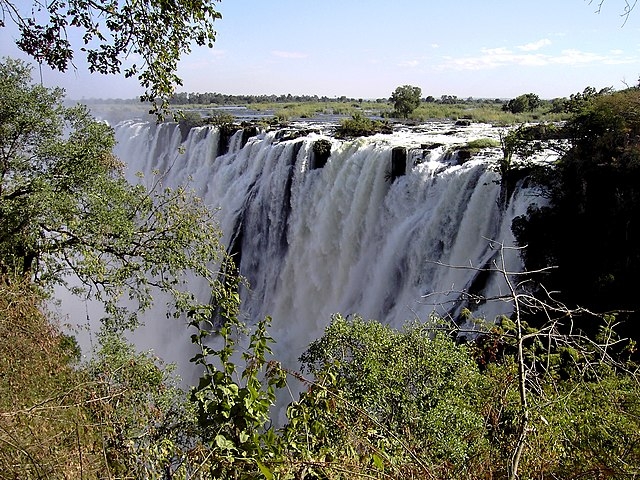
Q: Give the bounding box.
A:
[105,120,554,378]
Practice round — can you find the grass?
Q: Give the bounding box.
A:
[465,138,501,149]
[450,138,502,163]
[87,99,572,126]
[249,101,570,125]
[409,103,569,124]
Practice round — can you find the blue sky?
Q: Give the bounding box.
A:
[2,0,640,99]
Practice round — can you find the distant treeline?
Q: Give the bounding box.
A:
[165,93,511,106]
[81,92,508,106]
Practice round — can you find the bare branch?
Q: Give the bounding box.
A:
[421,237,637,478]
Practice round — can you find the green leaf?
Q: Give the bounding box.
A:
[372,453,385,470]
[214,434,235,451]
[256,460,273,480]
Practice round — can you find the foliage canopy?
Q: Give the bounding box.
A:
[0,57,232,328]
[390,84,422,118]
[0,0,222,114]
[502,93,541,114]
[0,55,241,477]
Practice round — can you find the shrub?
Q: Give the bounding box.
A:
[335,113,390,138]
[206,110,235,127]
[291,314,490,476]
[452,138,500,162]
[311,138,332,168]
[502,93,541,114]
[177,110,205,139]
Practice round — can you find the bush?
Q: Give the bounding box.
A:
[452,138,500,162]
[177,110,205,139]
[335,113,390,138]
[206,110,235,127]
[291,314,490,476]
[502,93,541,114]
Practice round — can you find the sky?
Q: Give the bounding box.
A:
[1,0,640,100]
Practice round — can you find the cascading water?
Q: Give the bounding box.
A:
[108,119,545,378]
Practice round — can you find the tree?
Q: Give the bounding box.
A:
[439,94,458,104]
[390,84,422,118]
[295,314,488,476]
[0,0,222,114]
[502,93,541,114]
[0,56,234,328]
[561,86,614,113]
[0,56,243,476]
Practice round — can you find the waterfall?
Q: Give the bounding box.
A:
[109,120,544,375]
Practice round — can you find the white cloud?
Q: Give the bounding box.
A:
[482,47,513,56]
[552,49,636,65]
[398,60,420,68]
[436,45,638,71]
[551,49,603,65]
[271,50,308,59]
[518,38,552,51]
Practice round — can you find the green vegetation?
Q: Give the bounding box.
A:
[335,113,391,138]
[296,315,489,476]
[312,139,332,168]
[206,110,236,127]
[0,58,232,329]
[0,57,240,476]
[287,313,640,479]
[89,92,573,125]
[452,138,501,162]
[496,123,565,184]
[391,84,422,118]
[549,86,614,114]
[1,0,221,116]
[502,93,542,114]
[512,87,640,339]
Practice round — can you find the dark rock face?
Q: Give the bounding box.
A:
[456,149,473,163]
[241,125,259,146]
[311,139,332,169]
[391,146,407,180]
